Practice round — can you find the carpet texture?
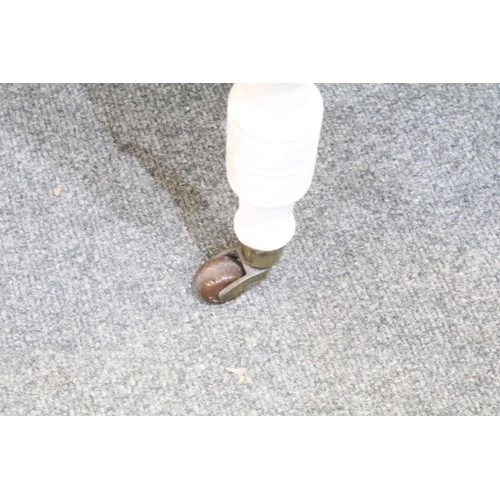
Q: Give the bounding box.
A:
[1,83,499,415]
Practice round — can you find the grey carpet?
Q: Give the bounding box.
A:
[1,83,499,415]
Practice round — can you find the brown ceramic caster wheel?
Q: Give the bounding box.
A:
[193,256,244,304]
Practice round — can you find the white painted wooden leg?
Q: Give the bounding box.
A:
[226,83,324,251]
[194,83,324,303]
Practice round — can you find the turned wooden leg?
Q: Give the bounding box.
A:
[194,83,324,304]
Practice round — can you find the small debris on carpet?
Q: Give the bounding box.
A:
[226,367,250,383]
[169,269,178,290]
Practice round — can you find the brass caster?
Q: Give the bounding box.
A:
[193,245,285,304]
[193,255,244,304]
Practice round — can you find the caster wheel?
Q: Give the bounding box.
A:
[193,256,244,304]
